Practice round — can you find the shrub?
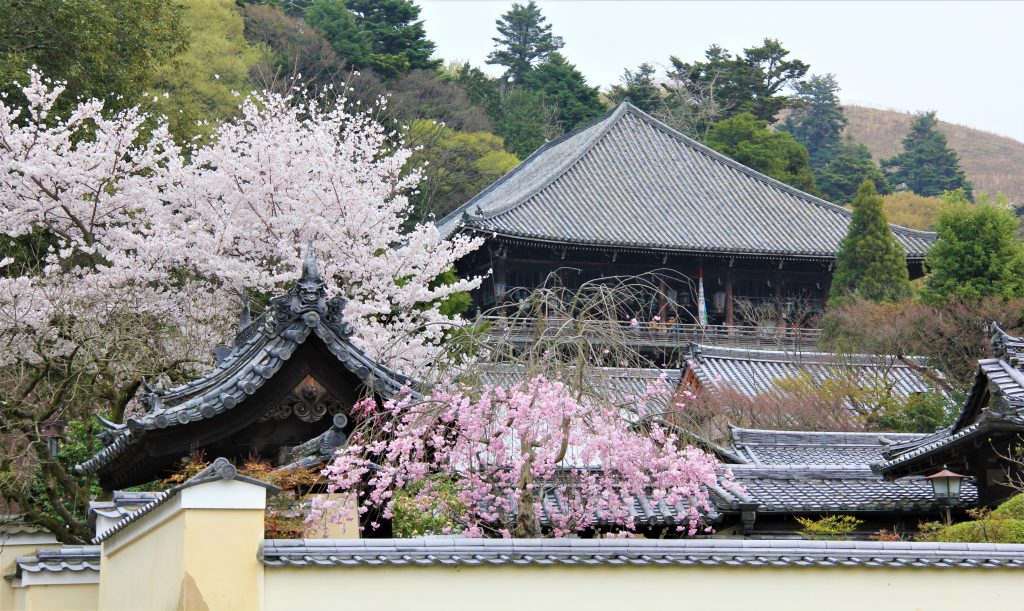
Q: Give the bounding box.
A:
[796,515,863,539]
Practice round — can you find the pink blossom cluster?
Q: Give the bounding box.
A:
[0,70,482,378]
[321,374,726,537]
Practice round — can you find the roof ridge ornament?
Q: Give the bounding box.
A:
[266,242,353,337]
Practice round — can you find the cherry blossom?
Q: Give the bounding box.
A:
[0,70,482,380]
[321,373,727,538]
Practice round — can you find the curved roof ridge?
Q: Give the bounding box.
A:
[436,104,627,233]
[619,104,936,241]
[690,343,931,367]
[470,104,629,221]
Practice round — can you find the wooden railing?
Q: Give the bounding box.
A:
[478,316,822,351]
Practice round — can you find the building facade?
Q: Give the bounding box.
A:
[440,103,935,327]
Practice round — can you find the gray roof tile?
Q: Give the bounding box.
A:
[687,344,941,403]
[260,537,1024,568]
[439,103,935,260]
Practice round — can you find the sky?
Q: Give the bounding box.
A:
[418,0,1024,142]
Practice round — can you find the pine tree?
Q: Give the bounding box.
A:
[486,0,563,85]
[607,63,662,114]
[921,190,1024,304]
[816,140,890,204]
[883,111,973,198]
[781,74,847,171]
[346,0,438,77]
[306,0,371,67]
[521,52,606,131]
[829,180,911,303]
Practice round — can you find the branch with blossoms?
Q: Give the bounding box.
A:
[0,69,482,540]
[320,374,727,538]
[317,274,738,538]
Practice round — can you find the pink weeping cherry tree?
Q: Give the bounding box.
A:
[318,372,729,538]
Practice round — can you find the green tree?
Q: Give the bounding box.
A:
[0,0,188,111]
[153,0,262,143]
[921,190,1024,304]
[704,112,818,194]
[494,88,560,159]
[521,52,606,131]
[781,74,846,171]
[486,0,564,85]
[306,0,371,67]
[816,140,890,204]
[607,63,662,114]
[883,111,973,198]
[345,0,438,78]
[829,180,912,303]
[668,38,809,122]
[406,119,519,220]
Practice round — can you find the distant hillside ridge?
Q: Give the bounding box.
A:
[842,105,1024,206]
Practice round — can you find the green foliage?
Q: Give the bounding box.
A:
[407,120,518,221]
[816,141,891,204]
[992,494,1024,521]
[871,390,957,433]
[883,111,973,198]
[781,74,847,172]
[486,0,563,85]
[521,53,606,132]
[345,0,438,78]
[921,190,1024,304]
[830,180,911,303]
[923,500,1024,544]
[306,0,371,67]
[391,475,466,537]
[153,0,261,143]
[0,0,188,111]
[704,112,818,194]
[668,38,809,122]
[607,63,662,114]
[16,419,103,538]
[796,514,862,539]
[495,88,559,159]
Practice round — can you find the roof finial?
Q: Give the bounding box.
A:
[237,290,251,330]
[301,240,320,284]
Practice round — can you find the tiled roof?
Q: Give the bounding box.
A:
[438,102,935,260]
[260,537,1024,569]
[686,344,941,402]
[93,458,278,544]
[475,364,681,421]
[731,427,925,467]
[874,323,1024,477]
[13,546,100,576]
[87,491,160,530]
[729,465,976,513]
[75,252,413,478]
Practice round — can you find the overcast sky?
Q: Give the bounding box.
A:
[419,1,1024,142]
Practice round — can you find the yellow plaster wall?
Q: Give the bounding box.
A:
[181,509,264,611]
[12,583,96,611]
[98,510,185,611]
[0,538,59,611]
[264,564,1024,611]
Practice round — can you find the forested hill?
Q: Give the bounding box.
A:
[843,105,1024,206]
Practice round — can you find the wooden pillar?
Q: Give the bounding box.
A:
[492,258,507,306]
[725,274,734,329]
[774,273,784,328]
